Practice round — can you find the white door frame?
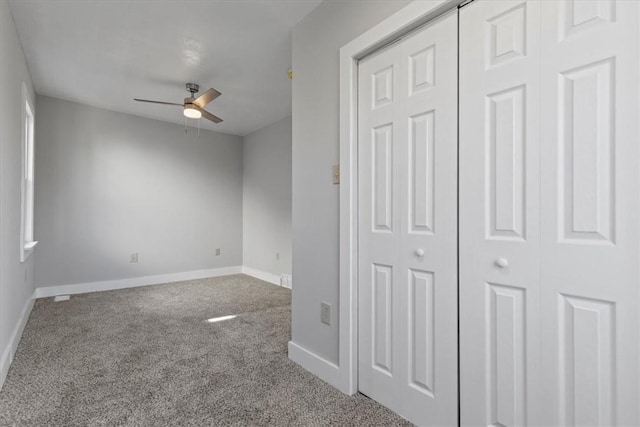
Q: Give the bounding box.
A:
[338,0,465,395]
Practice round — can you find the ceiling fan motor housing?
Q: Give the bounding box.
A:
[186,83,199,95]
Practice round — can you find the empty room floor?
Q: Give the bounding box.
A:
[0,275,408,426]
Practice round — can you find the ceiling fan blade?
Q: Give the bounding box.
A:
[193,88,221,108]
[133,98,183,106]
[195,106,223,123]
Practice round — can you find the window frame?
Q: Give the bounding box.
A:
[20,83,37,263]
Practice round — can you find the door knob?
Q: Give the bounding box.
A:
[415,248,425,257]
[495,258,509,268]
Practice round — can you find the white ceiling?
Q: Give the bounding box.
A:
[8,0,322,136]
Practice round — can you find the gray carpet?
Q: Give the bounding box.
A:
[0,274,410,426]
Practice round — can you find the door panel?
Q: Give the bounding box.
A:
[408,268,435,395]
[372,263,393,375]
[358,11,458,426]
[408,111,435,234]
[486,85,526,241]
[557,294,615,426]
[487,283,527,427]
[372,124,394,232]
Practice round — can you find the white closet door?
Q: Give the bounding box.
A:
[460,2,542,425]
[539,1,639,425]
[358,11,458,426]
[358,36,402,413]
[461,1,640,426]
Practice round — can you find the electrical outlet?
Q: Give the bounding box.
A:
[130,252,139,263]
[215,248,221,256]
[321,302,331,325]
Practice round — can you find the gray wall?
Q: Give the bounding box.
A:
[0,0,36,381]
[34,96,243,287]
[291,1,410,363]
[242,116,292,277]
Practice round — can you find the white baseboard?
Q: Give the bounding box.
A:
[35,266,243,299]
[0,291,35,391]
[288,341,347,393]
[242,266,281,286]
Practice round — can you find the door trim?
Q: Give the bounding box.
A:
[338,0,466,395]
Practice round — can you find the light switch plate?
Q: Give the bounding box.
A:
[332,164,340,185]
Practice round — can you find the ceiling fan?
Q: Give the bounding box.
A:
[134,83,223,123]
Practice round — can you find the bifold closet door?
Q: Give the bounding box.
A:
[539,1,640,425]
[358,11,458,426]
[460,2,542,425]
[460,1,640,426]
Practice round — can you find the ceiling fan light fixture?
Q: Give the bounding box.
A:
[183,104,202,119]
